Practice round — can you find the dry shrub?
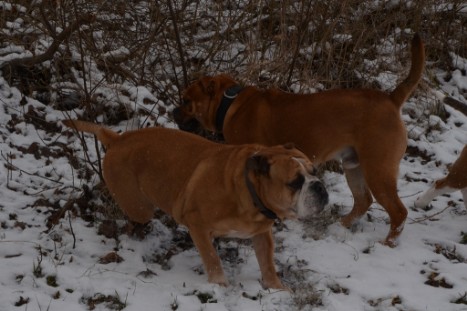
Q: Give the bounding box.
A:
[2,0,466,217]
[2,0,466,120]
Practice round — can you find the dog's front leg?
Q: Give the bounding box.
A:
[188,227,228,286]
[252,230,287,290]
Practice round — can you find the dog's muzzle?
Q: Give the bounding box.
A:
[173,107,201,133]
[296,179,329,219]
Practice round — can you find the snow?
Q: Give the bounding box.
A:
[1,73,467,311]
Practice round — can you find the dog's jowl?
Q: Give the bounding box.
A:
[63,120,328,289]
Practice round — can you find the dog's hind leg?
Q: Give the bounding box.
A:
[109,185,155,224]
[340,159,374,228]
[104,163,155,223]
[363,170,407,247]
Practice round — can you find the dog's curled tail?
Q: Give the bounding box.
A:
[390,33,425,109]
[62,119,119,148]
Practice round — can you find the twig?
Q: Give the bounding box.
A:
[167,0,188,88]
[0,240,41,246]
[286,0,313,86]
[6,151,13,188]
[1,152,64,185]
[68,211,77,249]
[409,205,450,224]
[400,190,423,198]
[62,114,104,181]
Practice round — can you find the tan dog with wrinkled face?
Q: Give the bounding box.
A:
[415,145,467,209]
[63,120,328,289]
[174,34,425,247]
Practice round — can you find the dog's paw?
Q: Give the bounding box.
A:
[414,199,434,211]
[208,275,229,287]
[261,279,290,291]
[380,238,398,248]
[340,214,360,229]
[413,197,427,209]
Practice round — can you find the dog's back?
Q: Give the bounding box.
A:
[63,120,218,222]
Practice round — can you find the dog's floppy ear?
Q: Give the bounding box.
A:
[246,155,270,177]
[199,77,217,98]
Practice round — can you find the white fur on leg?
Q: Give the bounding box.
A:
[414,184,457,209]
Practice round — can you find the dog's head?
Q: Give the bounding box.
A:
[173,74,237,133]
[245,144,328,221]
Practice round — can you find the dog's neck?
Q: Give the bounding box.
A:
[244,166,279,221]
[215,85,243,133]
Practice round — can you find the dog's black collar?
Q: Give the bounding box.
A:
[215,85,243,133]
[244,165,279,221]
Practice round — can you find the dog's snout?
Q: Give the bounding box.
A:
[173,107,201,133]
[173,107,182,120]
[309,181,329,207]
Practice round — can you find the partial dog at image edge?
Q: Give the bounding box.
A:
[62,119,329,289]
[415,145,467,209]
[174,34,425,247]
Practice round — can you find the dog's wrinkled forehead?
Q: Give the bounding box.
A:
[265,154,317,188]
[292,156,307,165]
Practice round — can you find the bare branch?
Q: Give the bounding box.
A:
[0,13,95,70]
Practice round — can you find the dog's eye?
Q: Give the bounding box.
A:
[287,174,304,192]
[181,99,191,106]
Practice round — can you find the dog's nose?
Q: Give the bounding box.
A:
[173,107,183,122]
[309,181,329,209]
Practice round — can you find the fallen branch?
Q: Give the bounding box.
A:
[444,96,467,116]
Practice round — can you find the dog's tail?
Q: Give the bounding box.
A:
[62,119,119,148]
[389,33,425,109]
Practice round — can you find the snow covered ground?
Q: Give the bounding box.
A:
[1,62,467,310]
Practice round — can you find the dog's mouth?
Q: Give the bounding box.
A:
[296,180,329,220]
[173,107,203,133]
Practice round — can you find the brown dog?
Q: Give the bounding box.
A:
[415,145,467,209]
[63,120,328,289]
[174,34,425,247]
